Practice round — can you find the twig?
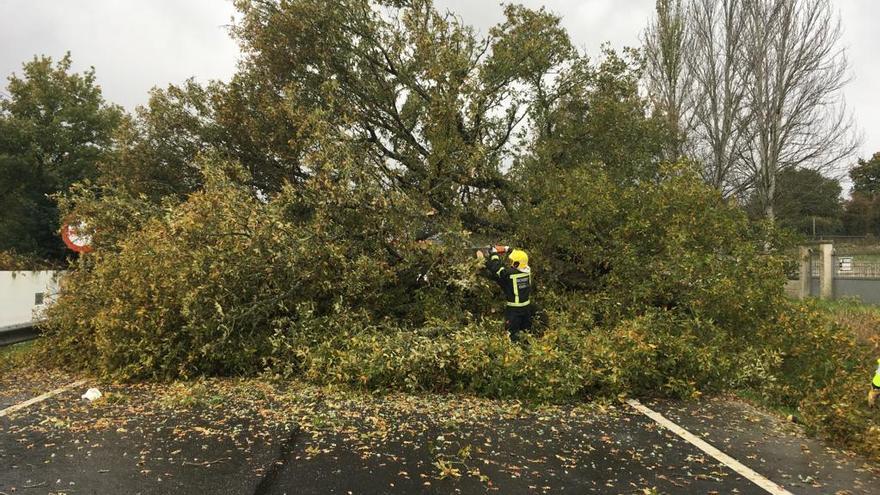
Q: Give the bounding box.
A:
[22,481,47,488]
[182,457,230,467]
[657,474,685,487]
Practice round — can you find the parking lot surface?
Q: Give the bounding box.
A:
[2,369,879,494]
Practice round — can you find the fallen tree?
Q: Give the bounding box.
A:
[34,0,880,464]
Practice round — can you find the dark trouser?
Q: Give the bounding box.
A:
[504,306,533,342]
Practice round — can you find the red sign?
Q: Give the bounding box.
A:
[61,222,93,253]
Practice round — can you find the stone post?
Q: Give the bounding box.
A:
[798,246,811,299]
[820,242,833,300]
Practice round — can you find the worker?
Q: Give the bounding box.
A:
[476,245,533,342]
[869,358,880,408]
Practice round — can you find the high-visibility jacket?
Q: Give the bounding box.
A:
[873,359,880,388]
[485,254,532,308]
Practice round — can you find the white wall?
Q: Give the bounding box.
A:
[0,271,61,327]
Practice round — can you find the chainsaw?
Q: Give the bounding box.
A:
[475,245,510,257]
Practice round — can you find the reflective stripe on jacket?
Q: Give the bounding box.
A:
[485,254,532,307]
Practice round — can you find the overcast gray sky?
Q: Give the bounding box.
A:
[1,0,878,174]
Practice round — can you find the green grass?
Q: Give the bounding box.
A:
[813,298,880,347]
[813,297,880,312]
[0,340,36,372]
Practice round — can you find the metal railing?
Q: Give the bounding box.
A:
[0,322,40,347]
[810,256,880,279]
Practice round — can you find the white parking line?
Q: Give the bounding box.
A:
[0,379,87,417]
[627,399,794,495]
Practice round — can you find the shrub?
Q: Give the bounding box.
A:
[800,368,880,461]
[587,312,731,398]
[521,164,787,332]
[41,160,792,388]
[268,305,739,403]
[733,300,880,461]
[39,158,494,379]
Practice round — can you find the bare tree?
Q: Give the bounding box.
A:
[740,0,857,221]
[687,0,750,196]
[643,0,857,217]
[643,0,694,161]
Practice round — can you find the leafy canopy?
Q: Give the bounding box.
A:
[0,53,123,260]
[851,153,880,195]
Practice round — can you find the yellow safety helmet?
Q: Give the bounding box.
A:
[509,249,528,269]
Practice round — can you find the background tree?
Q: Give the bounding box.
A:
[99,81,218,201]
[0,54,123,261]
[740,0,856,222]
[843,194,880,236]
[686,0,749,195]
[748,168,843,236]
[643,0,857,216]
[843,152,880,235]
[99,73,314,201]
[643,0,693,162]
[849,152,880,196]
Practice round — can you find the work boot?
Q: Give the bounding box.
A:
[869,388,879,408]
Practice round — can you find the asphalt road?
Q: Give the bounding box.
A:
[1,373,879,495]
